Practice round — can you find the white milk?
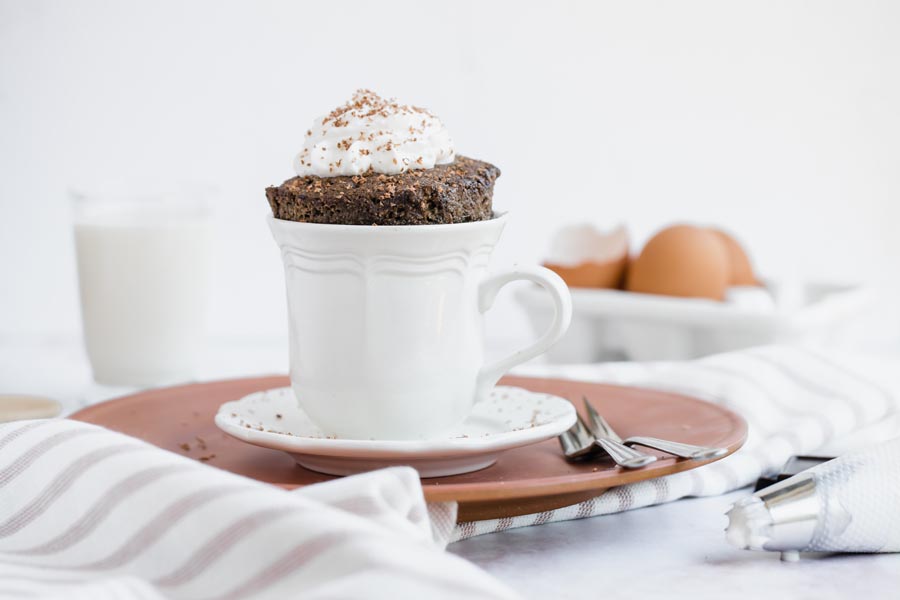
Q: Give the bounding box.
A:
[74,200,211,385]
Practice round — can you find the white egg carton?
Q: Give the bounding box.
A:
[517,281,873,363]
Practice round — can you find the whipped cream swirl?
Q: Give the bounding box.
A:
[293,89,455,178]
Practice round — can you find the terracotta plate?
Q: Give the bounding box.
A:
[69,375,746,521]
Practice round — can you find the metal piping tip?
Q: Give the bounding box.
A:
[726,473,819,552]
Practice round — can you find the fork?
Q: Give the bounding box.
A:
[559,407,656,468]
[623,436,728,461]
[582,397,727,461]
[581,399,657,469]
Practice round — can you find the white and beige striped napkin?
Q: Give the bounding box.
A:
[0,421,517,599]
[451,345,900,541]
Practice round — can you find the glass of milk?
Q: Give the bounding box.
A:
[72,186,212,386]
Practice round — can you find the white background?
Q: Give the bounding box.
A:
[2,0,899,348]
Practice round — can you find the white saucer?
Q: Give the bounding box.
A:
[214,386,576,477]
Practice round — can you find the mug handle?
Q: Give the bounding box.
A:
[475,265,573,400]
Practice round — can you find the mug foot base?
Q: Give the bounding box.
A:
[291,453,498,478]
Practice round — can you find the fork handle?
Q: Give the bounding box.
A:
[595,438,656,469]
[624,436,727,461]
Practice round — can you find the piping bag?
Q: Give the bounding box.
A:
[726,437,900,557]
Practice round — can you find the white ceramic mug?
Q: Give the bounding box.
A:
[268,213,572,440]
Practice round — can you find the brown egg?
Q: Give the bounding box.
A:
[625,224,730,300]
[711,229,758,286]
[543,224,629,289]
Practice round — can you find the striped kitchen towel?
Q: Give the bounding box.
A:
[0,421,517,599]
[452,345,900,541]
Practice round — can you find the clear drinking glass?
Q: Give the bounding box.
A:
[72,185,212,386]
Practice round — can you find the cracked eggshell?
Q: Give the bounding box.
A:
[542,224,629,289]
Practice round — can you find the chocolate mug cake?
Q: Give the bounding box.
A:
[265,89,500,225]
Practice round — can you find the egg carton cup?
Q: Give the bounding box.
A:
[517,281,873,363]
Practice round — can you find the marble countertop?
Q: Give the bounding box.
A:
[3,335,899,599]
[452,491,900,599]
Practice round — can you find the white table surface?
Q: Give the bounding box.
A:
[3,335,899,600]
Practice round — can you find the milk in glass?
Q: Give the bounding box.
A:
[73,193,211,385]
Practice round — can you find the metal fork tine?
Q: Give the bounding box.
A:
[582,397,617,441]
[558,428,580,456]
[574,411,592,438]
[558,410,596,459]
[582,397,599,427]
